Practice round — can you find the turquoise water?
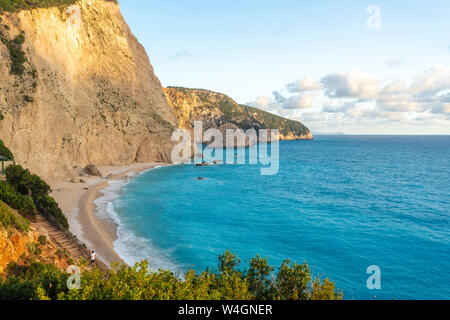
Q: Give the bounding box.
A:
[108,136,450,300]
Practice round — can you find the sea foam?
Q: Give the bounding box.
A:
[94,173,182,275]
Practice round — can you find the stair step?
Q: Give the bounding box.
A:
[53,233,66,237]
[33,223,53,227]
[31,215,88,261]
[65,246,80,252]
[52,234,66,239]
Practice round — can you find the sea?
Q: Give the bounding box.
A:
[96,135,450,300]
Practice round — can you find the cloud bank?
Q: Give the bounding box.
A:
[248,65,450,133]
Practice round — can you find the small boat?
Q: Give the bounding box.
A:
[195,163,209,167]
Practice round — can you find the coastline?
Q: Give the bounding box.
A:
[50,162,168,267]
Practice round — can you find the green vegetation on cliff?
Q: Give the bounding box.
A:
[0,250,342,300]
[0,139,13,159]
[0,181,36,216]
[0,31,26,75]
[0,200,29,232]
[0,0,118,12]
[3,165,68,229]
[0,0,76,12]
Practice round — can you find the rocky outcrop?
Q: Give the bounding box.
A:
[0,227,36,273]
[0,201,71,273]
[84,164,102,177]
[0,0,177,180]
[164,87,314,142]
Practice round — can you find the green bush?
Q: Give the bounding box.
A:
[33,194,68,230]
[0,277,40,300]
[0,200,29,232]
[0,0,78,12]
[0,30,27,75]
[5,165,50,196]
[5,165,68,229]
[0,139,13,160]
[60,251,342,301]
[38,235,47,246]
[0,262,68,300]
[0,251,342,301]
[0,181,36,216]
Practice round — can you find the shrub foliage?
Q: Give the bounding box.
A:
[0,250,343,300]
[5,165,68,229]
[0,139,13,160]
[0,181,36,216]
[0,200,29,232]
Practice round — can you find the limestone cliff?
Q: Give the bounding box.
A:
[0,0,177,180]
[164,87,313,141]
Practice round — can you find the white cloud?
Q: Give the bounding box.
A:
[248,90,318,114]
[169,49,194,59]
[408,65,450,98]
[429,103,450,115]
[320,66,450,115]
[252,96,272,109]
[273,91,318,109]
[322,102,356,114]
[385,58,409,67]
[381,80,406,94]
[321,72,379,99]
[247,65,450,134]
[286,77,322,93]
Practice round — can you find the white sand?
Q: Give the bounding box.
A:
[50,162,168,267]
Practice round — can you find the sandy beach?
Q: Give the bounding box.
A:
[50,162,168,267]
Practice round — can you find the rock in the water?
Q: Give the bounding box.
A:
[85,165,102,177]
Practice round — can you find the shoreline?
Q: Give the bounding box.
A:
[50,162,169,267]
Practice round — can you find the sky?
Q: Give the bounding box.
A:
[119,0,450,134]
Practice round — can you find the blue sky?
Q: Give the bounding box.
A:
[120,1,450,134]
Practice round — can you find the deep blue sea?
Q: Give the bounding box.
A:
[102,135,450,300]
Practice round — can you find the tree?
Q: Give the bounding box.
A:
[0,139,13,160]
[275,260,311,300]
[5,165,50,196]
[218,250,241,274]
[245,255,275,299]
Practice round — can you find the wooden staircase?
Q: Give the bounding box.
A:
[32,215,84,260]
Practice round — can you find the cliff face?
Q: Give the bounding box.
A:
[164,87,313,141]
[0,0,177,179]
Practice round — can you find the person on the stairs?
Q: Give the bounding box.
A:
[90,251,96,265]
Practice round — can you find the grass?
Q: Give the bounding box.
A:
[0,200,30,233]
[0,0,118,12]
[0,0,77,12]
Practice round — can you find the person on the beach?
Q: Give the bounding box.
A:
[90,251,96,265]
